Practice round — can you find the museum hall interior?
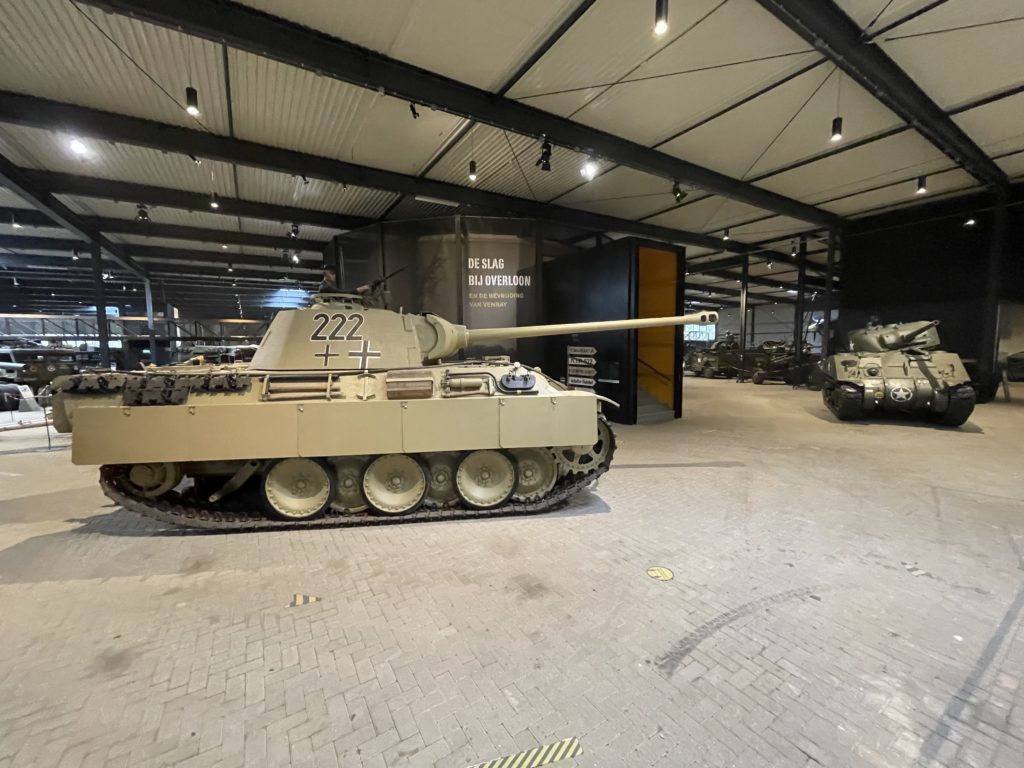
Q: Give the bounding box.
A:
[2,1,1024,766]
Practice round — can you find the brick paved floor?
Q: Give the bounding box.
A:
[1,381,1022,767]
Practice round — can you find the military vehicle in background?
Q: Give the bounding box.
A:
[750,342,822,388]
[0,346,80,393]
[821,319,975,426]
[685,334,740,377]
[172,344,259,366]
[51,286,717,529]
[1006,350,1024,381]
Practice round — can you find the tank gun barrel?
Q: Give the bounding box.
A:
[466,311,718,343]
[898,319,939,344]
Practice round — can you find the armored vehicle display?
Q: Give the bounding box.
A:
[0,347,80,393]
[52,290,716,529]
[821,320,975,426]
[685,335,740,377]
[750,342,821,387]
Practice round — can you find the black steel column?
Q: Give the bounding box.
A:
[749,304,757,347]
[674,247,686,418]
[793,235,807,362]
[90,244,110,367]
[822,230,837,356]
[738,253,749,379]
[979,198,1007,395]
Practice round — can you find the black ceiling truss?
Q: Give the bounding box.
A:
[0,252,316,281]
[0,93,808,256]
[18,171,371,230]
[0,207,326,251]
[79,0,839,228]
[754,0,1008,191]
[0,152,147,278]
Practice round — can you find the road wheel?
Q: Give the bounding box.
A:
[262,458,334,521]
[455,450,517,510]
[751,370,766,385]
[361,454,428,515]
[423,452,460,508]
[701,366,715,378]
[511,448,558,502]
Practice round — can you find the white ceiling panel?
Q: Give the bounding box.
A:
[822,168,977,217]
[229,51,463,176]
[555,166,678,219]
[0,123,237,195]
[236,0,578,91]
[952,93,1024,157]
[995,152,1024,180]
[234,167,397,218]
[0,187,35,208]
[426,123,605,203]
[0,0,228,133]
[0,222,67,238]
[644,195,778,235]
[507,0,725,116]
[879,10,1024,108]
[757,130,949,201]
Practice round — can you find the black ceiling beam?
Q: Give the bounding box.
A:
[81,0,839,228]
[0,152,147,278]
[0,252,315,282]
[0,94,791,255]
[0,206,326,250]
[20,170,370,230]
[754,0,1008,190]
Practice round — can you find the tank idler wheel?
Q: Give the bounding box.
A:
[126,462,182,498]
[455,450,517,510]
[423,452,460,509]
[511,448,559,502]
[331,457,369,513]
[362,454,428,515]
[559,416,616,475]
[261,458,335,521]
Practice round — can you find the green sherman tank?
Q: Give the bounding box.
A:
[821,319,975,426]
[51,290,716,530]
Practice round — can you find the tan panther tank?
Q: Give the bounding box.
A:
[51,292,716,529]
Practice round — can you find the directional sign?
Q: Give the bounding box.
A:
[568,365,597,377]
[568,356,596,366]
[568,375,596,387]
[567,345,597,356]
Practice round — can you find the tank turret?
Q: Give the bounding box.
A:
[847,319,941,353]
[821,318,973,427]
[249,294,717,372]
[51,295,718,529]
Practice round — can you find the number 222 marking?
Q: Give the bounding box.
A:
[310,312,364,341]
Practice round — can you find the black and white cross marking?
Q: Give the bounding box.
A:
[348,338,382,369]
[314,344,340,367]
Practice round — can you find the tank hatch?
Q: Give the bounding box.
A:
[248,301,422,373]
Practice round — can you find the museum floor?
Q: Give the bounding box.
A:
[1,380,1022,768]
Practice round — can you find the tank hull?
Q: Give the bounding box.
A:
[820,348,975,426]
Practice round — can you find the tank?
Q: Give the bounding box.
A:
[820,319,975,426]
[51,290,716,529]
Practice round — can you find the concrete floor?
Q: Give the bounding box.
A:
[1,380,1022,768]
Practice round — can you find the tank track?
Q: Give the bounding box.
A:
[98,427,616,532]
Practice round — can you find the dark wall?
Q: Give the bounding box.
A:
[842,184,1024,360]
[541,240,637,423]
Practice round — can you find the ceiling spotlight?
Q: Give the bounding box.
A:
[209,192,220,209]
[672,181,686,203]
[654,0,669,35]
[791,241,797,256]
[300,175,310,185]
[291,253,300,264]
[50,292,55,297]
[228,263,234,272]
[580,157,598,180]
[122,284,127,292]
[409,102,419,119]
[722,229,730,241]
[830,116,843,143]
[221,244,228,249]
[290,223,300,239]
[916,176,927,195]
[70,138,89,156]
[535,139,552,172]
[102,272,110,280]
[72,249,80,261]
[189,154,202,165]
[964,217,977,228]
[185,86,200,117]
[10,212,22,229]
[12,277,18,287]
[135,203,150,223]
[468,159,478,182]
[766,259,773,270]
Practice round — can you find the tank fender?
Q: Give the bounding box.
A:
[594,394,620,409]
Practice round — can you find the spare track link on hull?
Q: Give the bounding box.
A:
[99,425,617,532]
